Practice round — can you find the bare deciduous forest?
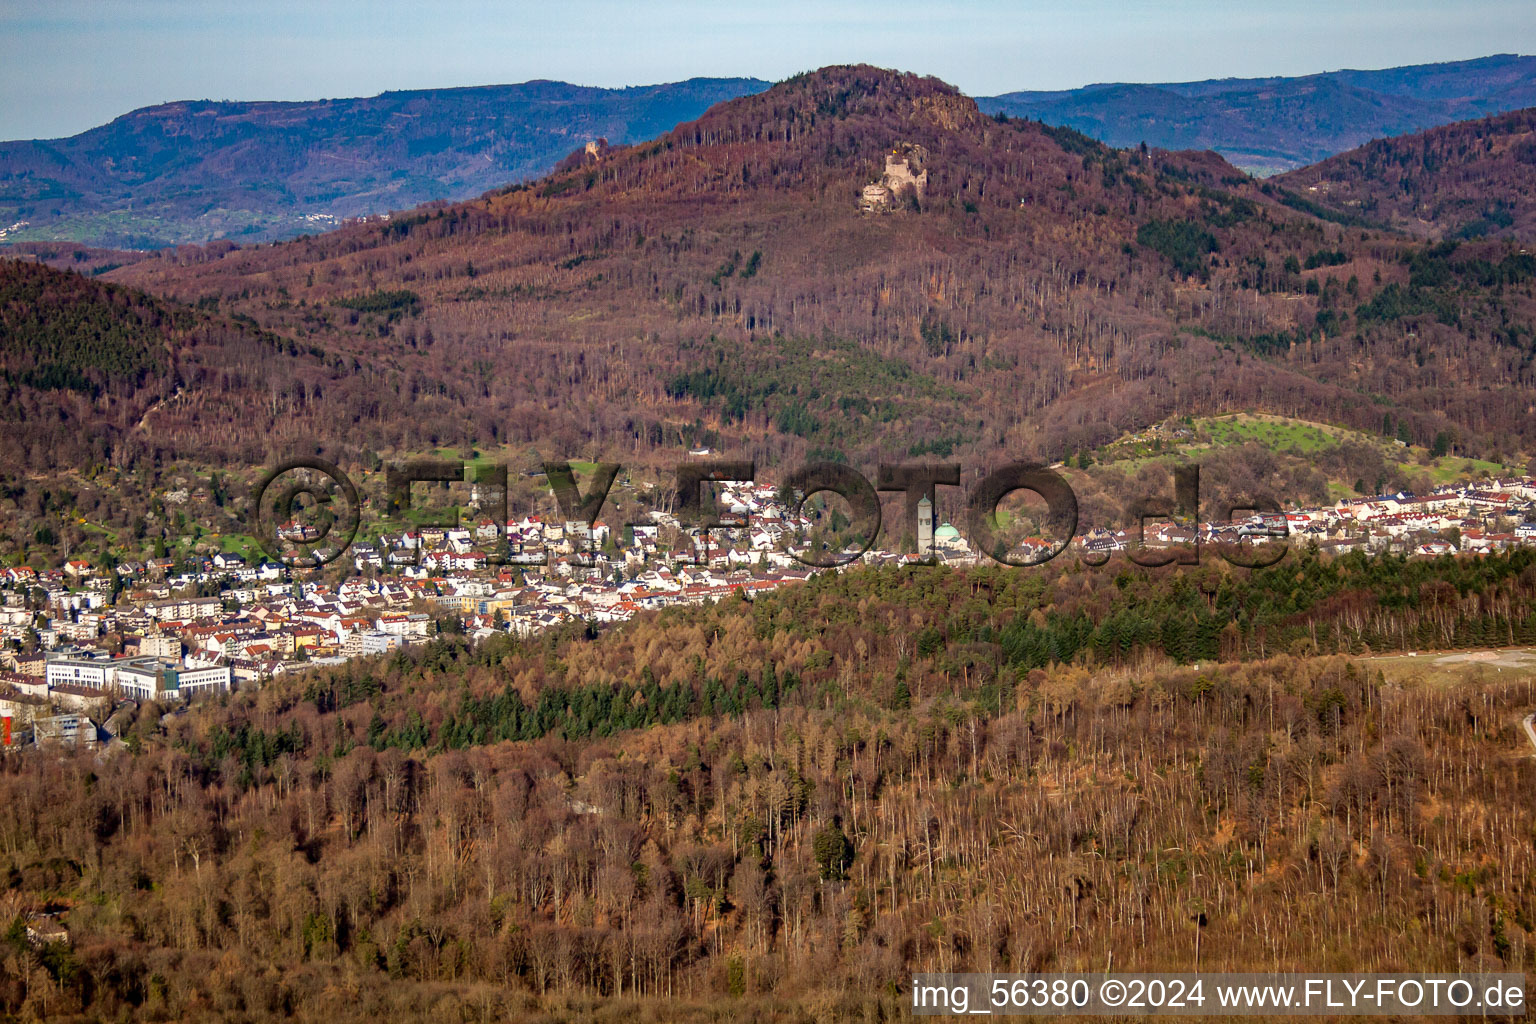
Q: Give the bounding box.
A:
[2,556,1535,1021]
[1276,106,1536,243]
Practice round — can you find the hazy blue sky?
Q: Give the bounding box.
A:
[3,0,1532,140]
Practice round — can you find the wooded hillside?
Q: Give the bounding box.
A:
[3,554,1534,1021]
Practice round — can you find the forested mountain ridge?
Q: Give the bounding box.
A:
[2,553,1534,1019]
[1274,105,1536,242]
[4,56,1533,249]
[977,53,1536,174]
[93,65,1536,480]
[0,259,353,470]
[0,77,769,248]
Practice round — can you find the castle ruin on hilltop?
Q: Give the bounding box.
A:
[860,144,929,212]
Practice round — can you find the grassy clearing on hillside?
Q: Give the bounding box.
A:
[1362,647,1536,692]
[423,447,605,478]
[1202,415,1343,453]
[1090,413,1523,496]
[1419,455,1509,483]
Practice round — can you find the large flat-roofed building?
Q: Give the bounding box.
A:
[44,653,231,702]
[111,661,167,700]
[161,664,232,699]
[45,655,114,691]
[33,714,98,749]
[110,660,232,701]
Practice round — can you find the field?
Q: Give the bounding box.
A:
[1362,646,1536,690]
[1200,414,1348,453]
[1089,413,1522,496]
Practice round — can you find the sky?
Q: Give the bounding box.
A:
[2,0,1533,141]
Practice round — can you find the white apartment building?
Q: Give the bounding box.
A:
[45,654,231,701]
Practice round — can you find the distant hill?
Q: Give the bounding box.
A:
[0,78,768,248]
[975,54,1536,175]
[1273,106,1536,241]
[92,66,1536,475]
[5,58,1535,250]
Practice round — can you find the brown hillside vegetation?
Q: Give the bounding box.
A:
[1,556,1535,1021]
[97,66,1536,476]
[0,260,345,471]
[1276,107,1536,242]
